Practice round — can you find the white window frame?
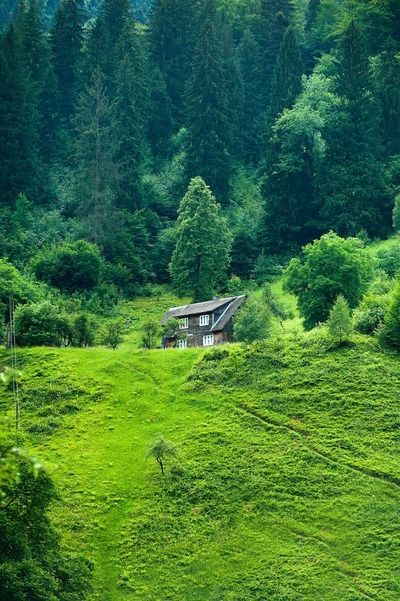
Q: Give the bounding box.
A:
[199,314,210,327]
[179,318,189,329]
[177,339,187,349]
[203,334,214,347]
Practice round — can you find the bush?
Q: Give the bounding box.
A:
[71,313,97,347]
[234,297,271,343]
[376,245,400,278]
[380,279,400,350]
[14,302,70,347]
[141,320,160,349]
[33,240,103,292]
[354,293,390,335]
[0,259,42,321]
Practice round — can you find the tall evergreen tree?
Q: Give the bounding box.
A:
[373,38,400,157]
[320,20,391,236]
[114,22,149,210]
[17,0,59,161]
[51,0,84,122]
[268,25,304,122]
[185,0,231,205]
[239,28,263,162]
[150,0,197,128]
[0,24,42,204]
[170,177,232,301]
[74,68,119,245]
[258,0,294,103]
[86,0,131,88]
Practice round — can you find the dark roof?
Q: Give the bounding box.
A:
[211,295,246,332]
[160,296,245,325]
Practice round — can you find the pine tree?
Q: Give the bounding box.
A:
[114,22,149,210]
[185,0,231,205]
[150,0,197,128]
[327,295,353,344]
[17,0,59,161]
[51,0,84,122]
[269,25,304,122]
[85,0,131,88]
[321,20,391,237]
[74,68,119,245]
[239,28,263,162]
[258,0,294,103]
[373,38,400,157]
[169,177,232,301]
[0,24,42,204]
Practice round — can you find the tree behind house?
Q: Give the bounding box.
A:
[169,177,232,301]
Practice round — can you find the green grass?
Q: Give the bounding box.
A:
[1,330,400,600]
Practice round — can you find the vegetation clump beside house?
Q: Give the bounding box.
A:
[161,295,245,348]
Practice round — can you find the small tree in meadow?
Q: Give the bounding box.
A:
[102,320,124,349]
[141,320,160,349]
[327,295,353,344]
[147,437,177,475]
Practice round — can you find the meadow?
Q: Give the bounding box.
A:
[1,296,399,600]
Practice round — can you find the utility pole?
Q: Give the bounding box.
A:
[8,296,20,431]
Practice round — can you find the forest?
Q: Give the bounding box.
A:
[1,0,400,599]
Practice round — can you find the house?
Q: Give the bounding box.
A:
[161,295,246,348]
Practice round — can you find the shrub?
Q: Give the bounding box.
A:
[33,240,103,292]
[141,320,160,349]
[284,232,374,330]
[380,279,400,350]
[102,320,124,349]
[14,302,70,347]
[71,313,97,347]
[354,293,390,335]
[234,297,271,343]
[0,259,41,321]
[376,245,400,278]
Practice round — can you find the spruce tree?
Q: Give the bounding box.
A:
[321,20,391,237]
[51,0,84,122]
[114,22,149,210]
[17,0,59,161]
[0,24,42,204]
[185,0,231,205]
[150,0,196,128]
[169,177,232,301]
[269,25,304,122]
[74,68,119,245]
[374,39,400,157]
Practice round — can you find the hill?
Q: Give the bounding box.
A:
[1,332,399,600]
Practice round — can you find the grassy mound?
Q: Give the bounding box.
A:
[1,335,399,600]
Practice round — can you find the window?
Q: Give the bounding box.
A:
[179,318,189,329]
[203,334,214,347]
[199,314,210,326]
[177,339,187,349]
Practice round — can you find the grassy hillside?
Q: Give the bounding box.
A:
[1,330,400,600]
